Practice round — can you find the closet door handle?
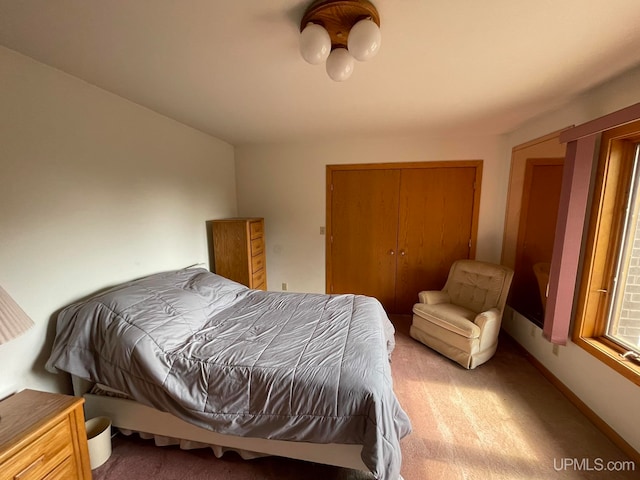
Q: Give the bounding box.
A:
[400,250,406,256]
[389,250,395,255]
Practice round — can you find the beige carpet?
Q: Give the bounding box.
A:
[93,315,637,479]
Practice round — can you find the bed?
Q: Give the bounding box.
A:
[46,267,411,479]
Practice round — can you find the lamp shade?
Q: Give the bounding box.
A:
[326,48,355,81]
[300,23,331,65]
[0,285,34,345]
[347,18,381,61]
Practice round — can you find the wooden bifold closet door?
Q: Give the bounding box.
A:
[327,162,482,314]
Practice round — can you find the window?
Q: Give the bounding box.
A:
[574,120,640,384]
[607,143,640,352]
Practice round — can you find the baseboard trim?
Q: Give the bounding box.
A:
[503,332,640,465]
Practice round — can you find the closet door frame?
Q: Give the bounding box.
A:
[326,161,483,296]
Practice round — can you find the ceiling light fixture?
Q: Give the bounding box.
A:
[299,0,381,82]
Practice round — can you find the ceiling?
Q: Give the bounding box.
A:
[2,1,640,145]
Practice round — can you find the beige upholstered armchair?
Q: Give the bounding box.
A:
[410,259,514,369]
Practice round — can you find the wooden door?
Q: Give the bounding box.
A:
[329,169,400,311]
[511,158,564,324]
[395,167,478,312]
[502,130,567,268]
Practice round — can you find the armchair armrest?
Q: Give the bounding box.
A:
[474,308,501,350]
[418,290,450,305]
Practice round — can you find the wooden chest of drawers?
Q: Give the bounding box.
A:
[0,389,91,480]
[211,217,267,290]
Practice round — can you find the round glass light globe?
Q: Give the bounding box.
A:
[325,48,355,82]
[347,19,381,61]
[299,23,331,65]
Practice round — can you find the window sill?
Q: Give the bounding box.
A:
[573,335,640,386]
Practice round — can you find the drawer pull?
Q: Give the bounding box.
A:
[14,455,45,480]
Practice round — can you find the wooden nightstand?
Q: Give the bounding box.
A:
[0,389,91,480]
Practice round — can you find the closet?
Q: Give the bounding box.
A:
[326,161,482,314]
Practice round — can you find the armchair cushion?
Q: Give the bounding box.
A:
[444,260,512,313]
[413,303,479,338]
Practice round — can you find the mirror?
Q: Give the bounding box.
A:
[502,130,567,326]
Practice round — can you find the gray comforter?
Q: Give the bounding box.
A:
[46,268,411,479]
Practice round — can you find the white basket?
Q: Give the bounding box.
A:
[85,416,112,469]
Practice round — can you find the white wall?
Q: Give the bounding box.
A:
[501,64,640,453]
[0,47,236,396]
[235,135,508,294]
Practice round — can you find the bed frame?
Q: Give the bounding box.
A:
[73,376,370,474]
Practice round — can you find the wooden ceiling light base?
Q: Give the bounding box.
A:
[300,0,380,48]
